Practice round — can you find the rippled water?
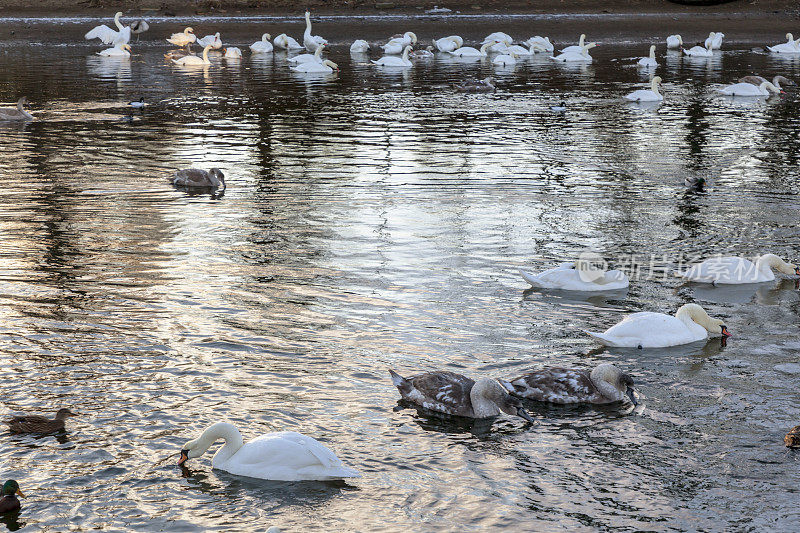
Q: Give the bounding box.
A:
[1,15,800,532]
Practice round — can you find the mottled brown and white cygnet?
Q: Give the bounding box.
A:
[171,168,225,189]
[503,363,637,405]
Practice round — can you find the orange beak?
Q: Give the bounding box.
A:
[178,450,189,466]
[721,326,732,337]
[16,489,25,498]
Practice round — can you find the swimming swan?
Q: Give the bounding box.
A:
[273,33,304,50]
[287,45,325,64]
[167,27,196,48]
[85,12,131,45]
[223,47,242,59]
[172,168,225,189]
[290,59,338,73]
[0,97,34,121]
[178,422,360,481]
[666,34,682,49]
[739,75,794,89]
[551,42,596,62]
[767,34,800,54]
[637,45,658,68]
[519,261,629,291]
[560,34,587,53]
[523,36,553,52]
[451,41,495,58]
[250,33,273,53]
[704,31,724,50]
[585,303,730,348]
[718,81,782,97]
[676,254,799,284]
[683,42,713,57]
[382,32,418,54]
[624,76,664,102]
[97,43,132,57]
[373,45,413,67]
[171,44,212,66]
[503,363,637,405]
[196,32,223,50]
[433,36,463,52]
[303,10,328,52]
[350,39,370,53]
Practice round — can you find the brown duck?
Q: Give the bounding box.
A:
[785,425,800,448]
[4,408,77,434]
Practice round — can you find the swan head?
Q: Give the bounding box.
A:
[582,42,597,50]
[323,60,339,71]
[774,75,795,87]
[676,303,730,337]
[406,32,418,44]
[474,378,535,422]
[649,44,656,56]
[652,75,662,86]
[185,27,194,35]
[708,31,716,38]
[760,81,784,94]
[114,11,123,19]
[590,364,637,405]
[122,44,132,52]
[263,33,271,41]
[178,436,205,465]
[787,33,794,41]
[17,96,28,106]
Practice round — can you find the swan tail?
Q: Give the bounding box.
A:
[518,269,543,287]
[584,330,613,346]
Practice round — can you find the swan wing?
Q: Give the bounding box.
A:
[681,257,766,283]
[507,368,599,404]
[113,26,131,45]
[587,312,701,347]
[85,24,115,43]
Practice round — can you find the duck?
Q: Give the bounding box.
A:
[768,33,800,54]
[290,59,338,74]
[492,52,519,66]
[223,47,242,59]
[196,32,223,50]
[303,10,328,52]
[704,31,724,50]
[684,176,705,189]
[0,97,34,121]
[409,46,435,59]
[454,77,496,93]
[128,97,145,108]
[85,11,131,45]
[433,35,463,52]
[128,20,149,41]
[382,32,418,54]
[287,45,325,64]
[482,32,513,46]
[0,481,24,514]
[585,303,730,348]
[550,101,567,112]
[560,34,588,53]
[273,33,303,50]
[250,33,273,53]
[739,75,794,89]
[178,422,360,481]
[167,28,196,48]
[637,45,658,68]
[451,41,495,58]
[666,34,682,49]
[523,35,553,52]
[172,45,213,66]
[502,363,637,406]
[172,168,225,189]
[373,45,413,67]
[683,42,713,57]
[551,42,596,63]
[389,369,534,422]
[350,39,370,53]
[4,408,77,434]
[784,425,800,448]
[676,254,799,284]
[97,43,132,57]
[718,81,782,97]
[624,76,664,102]
[519,261,629,291]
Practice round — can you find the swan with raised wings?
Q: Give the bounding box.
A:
[85,11,131,45]
[704,31,724,50]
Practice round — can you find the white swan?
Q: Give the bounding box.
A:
[704,31,724,50]
[451,41,495,58]
[718,81,782,97]
[560,34,587,53]
[97,43,132,57]
[350,39,370,53]
[250,33,273,53]
[167,27,196,48]
[433,36,462,52]
[519,261,629,291]
[666,34,682,49]
[551,42,596,62]
[492,52,518,66]
[382,32,418,54]
[683,42,713,57]
[482,32,513,45]
[637,45,658,68]
[303,10,328,52]
[0,97,34,121]
[585,303,730,348]
[273,34,303,50]
[290,59,338,74]
[288,45,325,64]
[223,47,242,59]
[178,422,360,481]
[373,45,413,67]
[523,36,553,52]
[624,76,663,101]
[676,254,799,284]
[768,33,800,54]
[505,43,536,56]
[172,44,212,66]
[85,12,131,45]
[196,32,223,50]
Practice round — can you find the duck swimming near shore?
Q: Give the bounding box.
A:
[503,364,637,406]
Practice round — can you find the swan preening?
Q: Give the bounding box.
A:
[666,34,682,49]
[637,45,658,68]
[85,12,131,45]
[382,32,418,54]
[519,261,629,291]
[167,27,196,48]
[718,81,782,97]
[250,34,273,53]
[683,42,713,57]
[704,31,724,50]
[492,52,519,66]
[350,39,370,53]
[172,168,225,188]
[97,43,132,57]
[551,42,596,62]
[452,41,496,58]
[767,33,800,54]
[585,303,730,348]
[409,46,435,59]
[524,36,553,52]
[178,422,360,481]
[624,76,663,102]
[676,254,799,284]
[223,47,243,59]
[196,32,223,50]
[304,10,328,52]
[0,97,34,121]
[274,33,304,50]
[433,36,463,52]
[389,369,535,422]
[171,44,212,66]
[503,364,637,406]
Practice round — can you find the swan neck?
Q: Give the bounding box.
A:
[650,46,656,59]
[114,12,122,30]
[651,79,661,95]
[402,47,410,60]
[579,34,585,46]
[305,12,311,32]
[191,422,244,458]
[480,42,491,54]
[203,46,210,61]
